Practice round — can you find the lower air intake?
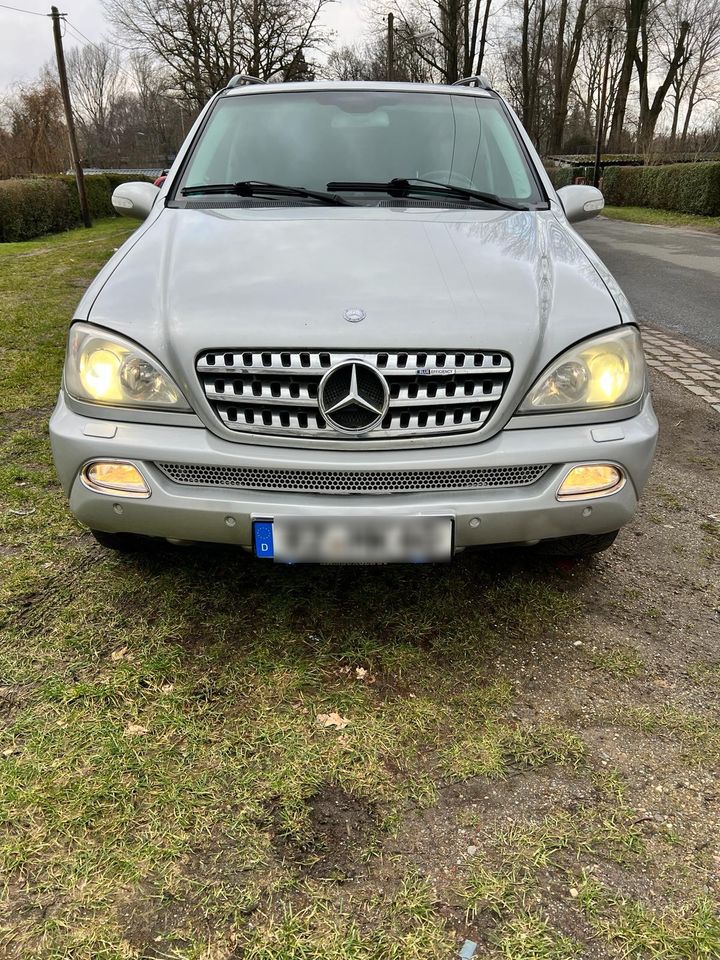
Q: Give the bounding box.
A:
[155,462,551,496]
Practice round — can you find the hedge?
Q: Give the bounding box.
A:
[548,152,720,167]
[0,173,153,242]
[602,162,720,217]
[544,166,574,189]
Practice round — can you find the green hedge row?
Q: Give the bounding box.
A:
[602,162,720,216]
[549,152,720,167]
[544,166,574,189]
[0,173,153,243]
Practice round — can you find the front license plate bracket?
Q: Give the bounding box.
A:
[252,516,453,564]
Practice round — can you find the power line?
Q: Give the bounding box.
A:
[0,2,50,15]
[63,19,140,87]
[63,17,104,50]
[63,17,189,105]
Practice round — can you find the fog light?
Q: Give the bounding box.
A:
[557,464,624,500]
[81,460,150,498]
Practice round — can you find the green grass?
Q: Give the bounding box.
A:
[580,880,720,959]
[590,644,645,679]
[602,205,720,231]
[1,220,719,958]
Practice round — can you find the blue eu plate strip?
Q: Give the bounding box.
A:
[253,521,274,558]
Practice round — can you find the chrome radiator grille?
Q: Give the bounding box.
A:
[156,462,550,495]
[196,349,512,440]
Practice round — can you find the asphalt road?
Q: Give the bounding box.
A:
[577,217,720,351]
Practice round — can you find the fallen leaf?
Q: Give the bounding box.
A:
[316,712,350,730]
[111,646,128,661]
[125,723,148,736]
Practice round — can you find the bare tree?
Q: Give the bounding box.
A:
[660,0,720,145]
[608,0,647,148]
[65,41,126,135]
[572,10,625,149]
[519,0,551,142]
[390,0,497,84]
[634,1,691,149]
[548,0,592,151]
[326,28,433,82]
[104,0,332,105]
[0,77,67,176]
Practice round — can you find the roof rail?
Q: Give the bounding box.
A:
[452,75,492,90]
[225,74,267,89]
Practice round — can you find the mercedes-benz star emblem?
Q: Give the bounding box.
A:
[318,360,389,435]
[343,308,366,323]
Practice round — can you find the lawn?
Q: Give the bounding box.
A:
[1,221,719,959]
[602,206,720,232]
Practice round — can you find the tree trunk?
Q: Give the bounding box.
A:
[549,0,589,153]
[521,0,532,129]
[608,0,646,150]
[680,62,703,144]
[638,19,690,150]
[476,0,492,74]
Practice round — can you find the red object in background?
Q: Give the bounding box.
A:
[154,175,167,188]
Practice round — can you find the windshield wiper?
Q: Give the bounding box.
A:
[181,180,353,206]
[326,178,525,210]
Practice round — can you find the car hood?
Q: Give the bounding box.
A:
[83,205,621,433]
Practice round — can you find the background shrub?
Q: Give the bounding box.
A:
[544,166,573,189]
[602,162,720,216]
[0,173,154,242]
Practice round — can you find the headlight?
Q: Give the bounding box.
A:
[518,326,646,413]
[64,323,191,410]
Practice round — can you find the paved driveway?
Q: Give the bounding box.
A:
[577,217,720,351]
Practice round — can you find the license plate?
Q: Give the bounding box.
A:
[253,517,453,564]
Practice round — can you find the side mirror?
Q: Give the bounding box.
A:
[556,184,604,224]
[112,181,160,221]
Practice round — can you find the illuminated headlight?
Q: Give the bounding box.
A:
[519,327,646,413]
[64,322,190,410]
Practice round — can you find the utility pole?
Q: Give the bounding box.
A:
[387,12,394,81]
[50,6,91,228]
[593,24,614,189]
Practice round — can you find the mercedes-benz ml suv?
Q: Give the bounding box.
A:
[50,78,658,564]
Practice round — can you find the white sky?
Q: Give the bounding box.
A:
[0,0,369,91]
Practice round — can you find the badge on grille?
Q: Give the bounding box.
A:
[318,360,389,435]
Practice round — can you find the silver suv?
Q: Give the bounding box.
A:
[50,79,658,563]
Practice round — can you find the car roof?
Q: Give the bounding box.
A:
[222,80,494,99]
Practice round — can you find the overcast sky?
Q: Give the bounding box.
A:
[0,0,368,91]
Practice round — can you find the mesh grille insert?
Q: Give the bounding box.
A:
[155,462,551,496]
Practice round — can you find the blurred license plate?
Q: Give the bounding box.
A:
[254,517,452,564]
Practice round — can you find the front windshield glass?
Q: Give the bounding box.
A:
[177,90,545,207]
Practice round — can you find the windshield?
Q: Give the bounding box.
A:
[176,90,545,208]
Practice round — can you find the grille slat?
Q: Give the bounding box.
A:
[156,462,550,496]
[389,380,504,406]
[204,381,317,406]
[197,349,512,441]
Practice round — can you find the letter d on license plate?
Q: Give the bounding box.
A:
[255,516,453,563]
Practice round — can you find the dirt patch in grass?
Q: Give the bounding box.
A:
[273,785,379,882]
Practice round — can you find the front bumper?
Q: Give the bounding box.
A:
[50,393,658,552]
